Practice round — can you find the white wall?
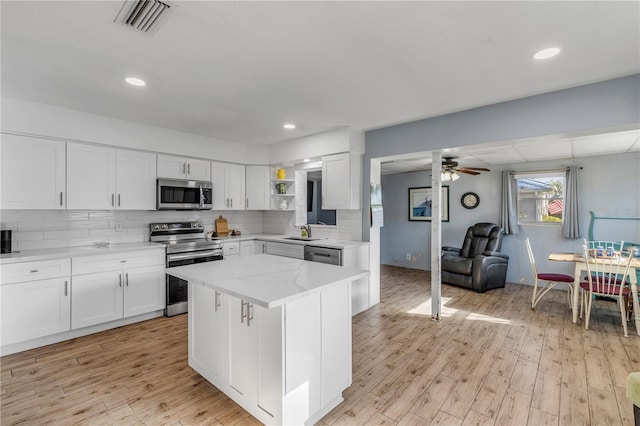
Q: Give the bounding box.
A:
[380,151,640,285]
[268,127,364,164]
[1,97,269,164]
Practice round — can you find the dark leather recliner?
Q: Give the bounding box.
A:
[441,223,509,293]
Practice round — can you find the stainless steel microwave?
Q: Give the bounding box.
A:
[157,179,213,210]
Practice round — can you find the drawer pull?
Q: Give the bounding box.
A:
[247,303,254,326]
[240,300,247,323]
[30,269,39,273]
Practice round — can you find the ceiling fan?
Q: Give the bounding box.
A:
[441,156,490,181]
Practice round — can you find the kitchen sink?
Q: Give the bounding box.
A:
[284,237,321,241]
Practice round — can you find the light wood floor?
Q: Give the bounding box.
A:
[2,265,639,425]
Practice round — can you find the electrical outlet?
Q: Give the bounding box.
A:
[406,253,411,260]
[115,222,124,232]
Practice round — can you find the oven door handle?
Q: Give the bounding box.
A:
[167,250,222,262]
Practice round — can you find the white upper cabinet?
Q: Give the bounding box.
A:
[115,150,157,210]
[157,154,210,181]
[322,152,362,210]
[211,162,245,210]
[67,143,156,210]
[245,165,270,210]
[1,134,66,210]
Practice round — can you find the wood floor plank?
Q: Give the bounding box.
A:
[2,265,636,426]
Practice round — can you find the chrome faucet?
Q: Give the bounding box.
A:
[301,224,311,238]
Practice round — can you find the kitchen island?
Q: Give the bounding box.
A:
[167,254,368,426]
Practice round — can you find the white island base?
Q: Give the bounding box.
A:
[168,255,368,425]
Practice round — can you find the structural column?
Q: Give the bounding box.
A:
[430,151,442,320]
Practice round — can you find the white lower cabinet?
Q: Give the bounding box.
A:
[223,241,240,258]
[188,281,351,425]
[189,284,224,385]
[1,277,71,346]
[71,249,165,329]
[240,240,255,257]
[0,258,71,346]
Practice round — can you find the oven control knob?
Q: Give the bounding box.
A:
[153,224,159,230]
[161,224,168,229]
[197,222,203,228]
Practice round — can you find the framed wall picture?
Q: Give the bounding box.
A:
[408,186,450,221]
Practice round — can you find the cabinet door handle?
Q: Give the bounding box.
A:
[60,192,64,206]
[182,163,186,174]
[187,163,191,174]
[247,303,253,326]
[230,198,233,208]
[64,280,68,296]
[246,198,248,209]
[118,194,121,207]
[125,272,129,286]
[240,300,247,323]
[119,274,122,287]
[112,194,115,206]
[215,291,221,312]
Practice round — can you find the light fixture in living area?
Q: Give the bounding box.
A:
[283,123,296,129]
[125,77,146,86]
[533,47,561,60]
[441,170,460,181]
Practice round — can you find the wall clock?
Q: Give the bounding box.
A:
[461,192,480,209]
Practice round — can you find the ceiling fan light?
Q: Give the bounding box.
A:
[451,171,460,181]
[441,171,451,181]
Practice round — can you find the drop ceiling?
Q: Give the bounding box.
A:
[380,129,640,175]
[1,1,638,147]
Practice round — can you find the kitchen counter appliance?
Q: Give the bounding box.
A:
[150,221,223,316]
[304,245,342,266]
[157,178,213,210]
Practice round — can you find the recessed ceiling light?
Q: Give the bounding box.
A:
[125,77,146,86]
[303,158,310,162]
[533,47,560,60]
[283,123,296,129]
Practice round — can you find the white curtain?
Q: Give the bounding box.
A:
[500,170,519,235]
[563,166,581,239]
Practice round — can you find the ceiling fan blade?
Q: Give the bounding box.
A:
[454,168,480,175]
[459,167,490,171]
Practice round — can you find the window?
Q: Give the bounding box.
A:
[515,171,565,224]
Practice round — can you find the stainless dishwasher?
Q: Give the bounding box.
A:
[304,245,342,266]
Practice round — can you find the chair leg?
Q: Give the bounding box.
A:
[585,293,593,330]
[531,279,538,309]
[619,296,629,338]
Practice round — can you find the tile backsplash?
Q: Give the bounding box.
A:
[0,209,363,251]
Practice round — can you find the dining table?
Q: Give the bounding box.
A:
[548,252,640,335]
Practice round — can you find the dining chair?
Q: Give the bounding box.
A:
[586,240,625,256]
[526,238,575,310]
[580,244,634,337]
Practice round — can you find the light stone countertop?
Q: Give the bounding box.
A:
[0,235,368,265]
[166,254,368,308]
[0,242,166,264]
[214,233,370,249]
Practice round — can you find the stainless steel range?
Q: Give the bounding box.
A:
[150,221,223,316]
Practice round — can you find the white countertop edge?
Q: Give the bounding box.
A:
[168,255,368,308]
[220,233,370,249]
[0,242,166,264]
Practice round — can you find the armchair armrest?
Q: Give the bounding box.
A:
[482,251,509,260]
[442,246,461,254]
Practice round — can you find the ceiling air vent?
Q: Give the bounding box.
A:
[114,0,174,34]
